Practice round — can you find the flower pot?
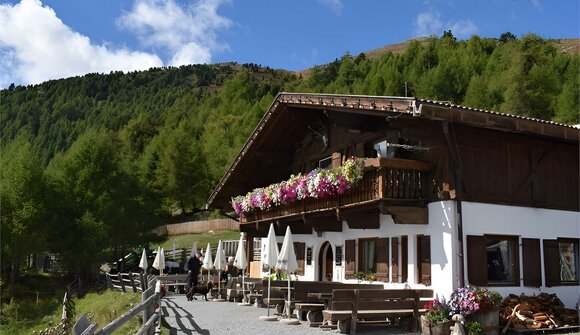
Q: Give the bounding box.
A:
[421,315,453,335]
[470,308,499,335]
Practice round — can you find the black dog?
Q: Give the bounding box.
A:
[186,282,213,301]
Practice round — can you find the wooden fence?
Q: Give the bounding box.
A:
[154,219,239,235]
[72,278,160,335]
[106,272,155,293]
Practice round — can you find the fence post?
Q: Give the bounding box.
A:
[119,273,127,293]
[142,282,156,335]
[129,272,137,293]
[106,273,113,291]
[140,272,147,290]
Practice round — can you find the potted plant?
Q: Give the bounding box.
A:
[421,298,453,335]
[448,287,502,335]
[469,288,502,335]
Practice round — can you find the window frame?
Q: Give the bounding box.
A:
[467,234,520,287]
[556,238,579,286]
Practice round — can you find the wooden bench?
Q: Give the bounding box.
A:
[322,289,433,334]
[292,281,383,323]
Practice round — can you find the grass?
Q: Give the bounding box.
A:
[0,270,69,334]
[158,230,240,251]
[0,231,240,334]
[74,289,143,334]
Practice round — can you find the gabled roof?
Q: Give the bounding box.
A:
[207,92,579,209]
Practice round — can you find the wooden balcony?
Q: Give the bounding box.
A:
[240,158,432,224]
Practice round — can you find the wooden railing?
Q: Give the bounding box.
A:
[241,158,432,223]
[72,278,160,335]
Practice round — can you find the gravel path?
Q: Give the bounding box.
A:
[161,294,421,335]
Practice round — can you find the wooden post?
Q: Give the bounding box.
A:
[129,273,137,293]
[106,273,113,291]
[332,152,342,168]
[142,283,156,335]
[140,272,147,290]
[119,273,127,293]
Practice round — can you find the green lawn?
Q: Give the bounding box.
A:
[158,230,241,251]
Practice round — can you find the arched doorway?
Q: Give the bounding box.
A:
[318,241,334,281]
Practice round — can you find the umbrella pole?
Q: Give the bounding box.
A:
[242,268,246,303]
[286,275,291,319]
[267,270,271,316]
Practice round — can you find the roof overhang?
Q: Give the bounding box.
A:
[207,92,579,210]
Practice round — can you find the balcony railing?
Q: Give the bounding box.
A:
[240,158,432,223]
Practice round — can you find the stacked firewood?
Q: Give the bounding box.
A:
[500,293,579,331]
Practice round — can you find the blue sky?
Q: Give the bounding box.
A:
[0,0,578,87]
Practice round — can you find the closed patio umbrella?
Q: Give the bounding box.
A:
[153,246,166,276]
[202,243,213,283]
[234,235,251,306]
[276,226,299,325]
[213,240,226,301]
[259,223,279,320]
[139,248,148,271]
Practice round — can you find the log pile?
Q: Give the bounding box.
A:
[500,293,578,332]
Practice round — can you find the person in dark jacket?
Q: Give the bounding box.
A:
[186,253,202,288]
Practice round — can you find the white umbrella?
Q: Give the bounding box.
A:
[202,243,214,283]
[139,248,148,271]
[234,236,250,305]
[153,246,166,276]
[213,240,226,301]
[260,223,279,320]
[190,243,198,258]
[276,226,298,323]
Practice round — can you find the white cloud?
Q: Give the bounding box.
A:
[318,0,343,15]
[415,11,443,37]
[117,0,232,66]
[448,20,478,39]
[531,0,542,9]
[414,10,478,39]
[0,0,163,87]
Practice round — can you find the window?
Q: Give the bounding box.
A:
[358,238,377,274]
[486,236,517,284]
[559,240,578,282]
[467,235,520,286]
[544,238,579,286]
[318,156,332,170]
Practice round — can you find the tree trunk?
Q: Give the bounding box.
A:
[9,257,20,302]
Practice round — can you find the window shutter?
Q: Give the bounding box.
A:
[293,242,305,275]
[466,235,487,286]
[543,239,560,287]
[522,238,541,287]
[376,238,389,282]
[417,235,431,286]
[345,239,356,279]
[391,237,399,282]
[401,235,408,283]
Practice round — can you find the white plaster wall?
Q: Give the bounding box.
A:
[257,201,579,308]
[462,201,580,308]
[258,200,458,300]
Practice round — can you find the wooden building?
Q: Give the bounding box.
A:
[207,93,579,307]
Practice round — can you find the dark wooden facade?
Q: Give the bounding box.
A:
[208,93,580,237]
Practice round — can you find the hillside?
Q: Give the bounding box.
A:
[363,37,580,59]
[1,33,578,289]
